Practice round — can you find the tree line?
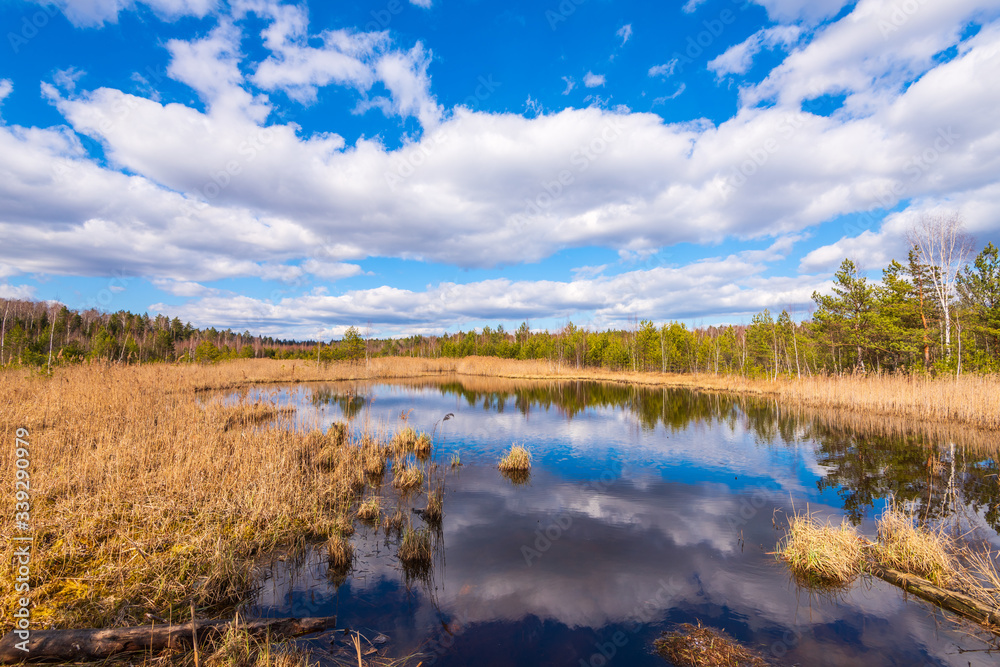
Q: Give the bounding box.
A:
[3,216,997,377]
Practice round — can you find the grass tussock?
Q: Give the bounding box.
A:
[384,508,405,536]
[423,487,443,526]
[874,505,955,586]
[357,496,382,524]
[327,534,354,572]
[392,464,424,491]
[399,527,433,572]
[392,426,418,452]
[777,513,864,588]
[653,621,769,667]
[498,444,532,472]
[213,623,313,667]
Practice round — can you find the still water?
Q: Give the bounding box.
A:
[242,377,1000,666]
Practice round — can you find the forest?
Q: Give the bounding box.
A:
[3,238,998,379]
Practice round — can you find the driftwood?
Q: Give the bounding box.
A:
[871,566,1000,629]
[0,615,337,664]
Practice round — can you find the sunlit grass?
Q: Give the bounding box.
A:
[498,444,531,472]
[776,512,863,588]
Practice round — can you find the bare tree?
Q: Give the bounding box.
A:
[907,212,975,357]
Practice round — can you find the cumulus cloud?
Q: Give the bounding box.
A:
[237,1,442,126]
[708,25,802,76]
[560,76,576,95]
[583,71,606,87]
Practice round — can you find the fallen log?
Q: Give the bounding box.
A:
[0,615,337,664]
[870,565,1000,629]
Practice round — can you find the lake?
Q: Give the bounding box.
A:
[240,376,1000,666]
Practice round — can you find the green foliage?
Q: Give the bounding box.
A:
[195,340,221,364]
[342,326,365,362]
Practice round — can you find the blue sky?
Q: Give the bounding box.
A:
[1,0,999,339]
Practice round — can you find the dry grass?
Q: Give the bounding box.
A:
[874,505,955,586]
[776,513,864,588]
[778,507,1000,630]
[0,361,418,633]
[392,464,424,491]
[498,444,531,472]
[956,547,1000,610]
[398,528,432,570]
[653,621,769,667]
[327,534,354,572]
[383,508,405,536]
[356,496,382,524]
[423,487,443,526]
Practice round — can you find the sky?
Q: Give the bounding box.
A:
[1,0,999,340]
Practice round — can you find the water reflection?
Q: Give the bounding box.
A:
[245,378,1000,666]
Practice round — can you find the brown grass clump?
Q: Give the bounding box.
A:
[327,420,349,445]
[423,487,443,526]
[327,534,354,571]
[653,621,769,667]
[393,464,424,491]
[217,403,295,432]
[392,426,418,452]
[357,496,382,524]
[399,528,432,569]
[384,508,405,536]
[498,444,531,472]
[414,432,432,457]
[956,547,1000,610]
[777,513,863,588]
[873,505,955,586]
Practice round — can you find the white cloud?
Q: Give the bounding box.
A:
[52,68,86,93]
[42,0,217,27]
[750,0,853,24]
[741,0,995,111]
[561,76,576,95]
[151,279,221,297]
[301,260,364,281]
[167,21,269,121]
[0,283,35,300]
[239,1,441,126]
[648,60,678,78]
[682,0,709,13]
[616,24,633,46]
[708,25,802,77]
[583,71,606,88]
[151,253,826,337]
[0,80,12,111]
[409,0,432,7]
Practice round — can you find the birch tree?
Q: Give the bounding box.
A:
[907,213,974,358]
